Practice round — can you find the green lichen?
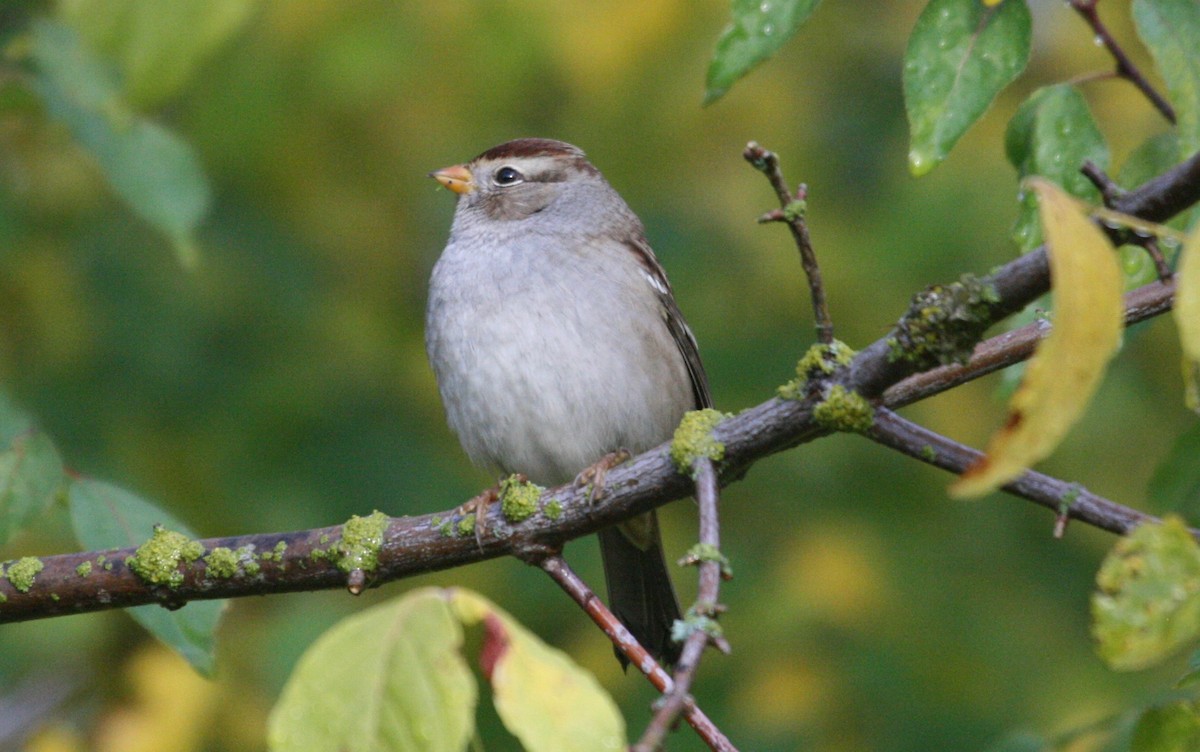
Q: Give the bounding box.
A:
[204,547,240,579]
[544,499,563,521]
[886,273,1000,368]
[7,557,44,593]
[50,593,59,602]
[499,475,543,523]
[783,198,807,223]
[920,445,938,462]
[334,510,390,574]
[125,526,203,588]
[670,409,729,476]
[244,559,261,576]
[75,561,92,578]
[1059,484,1083,517]
[681,543,733,578]
[813,385,875,434]
[778,339,856,400]
[457,513,476,537]
[671,607,724,642]
[0,592,6,603]
[431,515,455,537]
[267,540,288,562]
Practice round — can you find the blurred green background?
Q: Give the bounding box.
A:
[1,1,1195,750]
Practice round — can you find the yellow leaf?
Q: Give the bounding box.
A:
[952,179,1124,497]
[451,589,626,752]
[1174,225,1200,412]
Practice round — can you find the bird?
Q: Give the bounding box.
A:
[425,138,711,666]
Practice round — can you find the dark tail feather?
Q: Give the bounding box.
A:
[597,512,682,668]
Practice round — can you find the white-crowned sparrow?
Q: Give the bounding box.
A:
[426,138,711,666]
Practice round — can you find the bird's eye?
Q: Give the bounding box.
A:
[494,166,524,186]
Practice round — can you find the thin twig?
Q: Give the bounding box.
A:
[634,458,730,752]
[1082,160,1175,281]
[867,409,1157,535]
[1070,0,1177,124]
[744,142,834,344]
[539,555,738,752]
[1081,159,1126,207]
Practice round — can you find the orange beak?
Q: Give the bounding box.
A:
[429,164,474,195]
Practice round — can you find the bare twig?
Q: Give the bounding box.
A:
[1070,0,1177,124]
[634,458,730,752]
[1082,160,1174,280]
[540,555,738,752]
[1081,159,1126,207]
[866,409,1156,535]
[744,142,834,344]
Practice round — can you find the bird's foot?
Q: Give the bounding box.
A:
[457,482,502,548]
[574,449,632,505]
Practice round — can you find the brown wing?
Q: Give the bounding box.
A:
[626,237,712,411]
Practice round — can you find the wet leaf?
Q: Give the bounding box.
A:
[905,0,1031,176]
[1133,0,1200,159]
[1005,84,1108,251]
[704,0,821,105]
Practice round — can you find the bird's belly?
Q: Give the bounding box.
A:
[431,296,689,486]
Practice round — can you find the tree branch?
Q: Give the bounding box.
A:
[3,144,1199,626]
[867,408,1158,536]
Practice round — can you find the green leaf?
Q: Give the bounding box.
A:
[61,0,256,108]
[1133,0,1200,159]
[704,0,821,105]
[904,0,1031,176]
[1131,700,1200,752]
[1005,85,1109,251]
[1092,516,1200,671]
[28,19,210,267]
[269,589,477,752]
[1120,132,1182,191]
[69,478,225,675]
[0,392,64,547]
[1149,423,1200,521]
